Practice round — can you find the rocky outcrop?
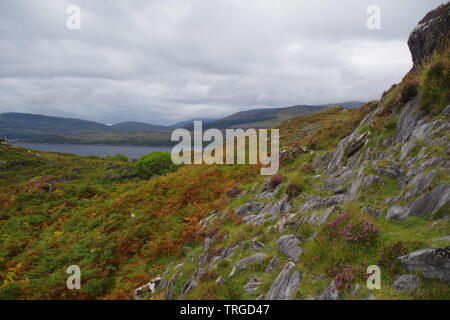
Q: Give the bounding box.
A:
[314,281,339,300]
[386,184,450,220]
[408,3,450,67]
[276,235,303,262]
[264,262,301,300]
[398,247,450,281]
[244,277,262,294]
[391,275,421,293]
[229,253,268,276]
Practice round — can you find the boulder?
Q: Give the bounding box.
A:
[235,202,262,216]
[408,3,450,67]
[229,253,268,276]
[398,171,437,201]
[362,175,381,190]
[264,262,301,300]
[391,275,421,293]
[374,161,401,179]
[400,141,419,161]
[408,184,450,217]
[133,277,162,299]
[265,256,279,273]
[314,281,339,300]
[276,235,303,262]
[398,247,450,281]
[250,240,265,251]
[244,277,262,294]
[386,184,450,220]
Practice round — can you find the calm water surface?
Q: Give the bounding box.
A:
[13,143,172,160]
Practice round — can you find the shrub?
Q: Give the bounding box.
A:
[418,53,450,115]
[132,151,178,179]
[105,154,128,162]
[285,182,302,199]
[333,264,366,293]
[326,214,379,246]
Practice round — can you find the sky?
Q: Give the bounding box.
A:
[0,0,446,125]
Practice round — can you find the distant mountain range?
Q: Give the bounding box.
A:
[0,101,364,142]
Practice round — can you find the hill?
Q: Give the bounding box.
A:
[109,121,168,133]
[0,4,448,301]
[0,113,111,139]
[0,102,364,145]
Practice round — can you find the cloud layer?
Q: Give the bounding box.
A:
[0,0,446,124]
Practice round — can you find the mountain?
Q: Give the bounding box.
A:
[109,121,168,133]
[0,4,448,301]
[0,112,111,139]
[192,102,365,130]
[0,101,364,143]
[169,118,217,128]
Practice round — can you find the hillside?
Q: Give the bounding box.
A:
[0,102,363,144]
[109,122,169,133]
[0,4,449,301]
[0,113,111,138]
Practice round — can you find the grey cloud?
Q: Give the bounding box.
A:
[0,0,447,124]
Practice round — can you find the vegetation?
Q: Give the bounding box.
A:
[132,151,179,179]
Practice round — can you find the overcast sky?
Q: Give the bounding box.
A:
[0,0,446,125]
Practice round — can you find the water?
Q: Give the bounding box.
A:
[13,142,173,160]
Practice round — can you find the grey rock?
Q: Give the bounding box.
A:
[391,275,421,293]
[362,175,381,190]
[396,96,424,143]
[215,276,224,284]
[264,262,301,300]
[434,235,450,242]
[400,141,419,161]
[180,278,197,296]
[374,162,401,179]
[399,171,437,201]
[244,277,262,294]
[398,247,450,281]
[408,184,450,217]
[387,184,450,221]
[408,4,450,67]
[236,202,262,216]
[233,253,268,273]
[361,207,383,218]
[265,256,279,273]
[0,161,7,169]
[276,235,303,262]
[386,205,410,221]
[250,240,265,251]
[314,281,339,300]
[442,105,450,116]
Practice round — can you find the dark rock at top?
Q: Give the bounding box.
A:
[408,3,450,68]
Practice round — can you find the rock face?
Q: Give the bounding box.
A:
[386,184,450,220]
[391,275,421,293]
[398,247,450,281]
[314,281,339,300]
[276,235,303,262]
[244,277,262,294]
[408,3,450,67]
[264,262,301,300]
[229,253,268,276]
